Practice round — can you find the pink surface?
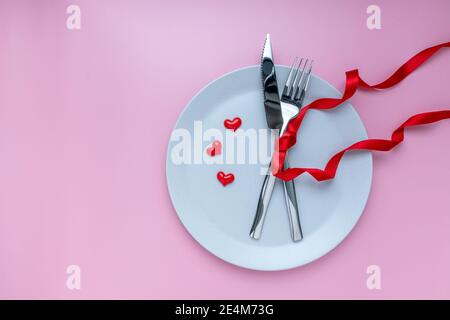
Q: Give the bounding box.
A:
[0,0,449,299]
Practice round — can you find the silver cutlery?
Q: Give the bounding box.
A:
[250,34,312,242]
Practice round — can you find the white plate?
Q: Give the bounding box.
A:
[166,66,372,271]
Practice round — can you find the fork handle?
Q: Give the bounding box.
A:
[282,158,303,242]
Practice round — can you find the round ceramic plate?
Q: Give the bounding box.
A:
[166,66,372,271]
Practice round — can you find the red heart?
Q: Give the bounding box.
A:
[206,140,222,157]
[224,117,242,131]
[217,171,234,187]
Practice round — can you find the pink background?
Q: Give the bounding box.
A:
[0,0,449,299]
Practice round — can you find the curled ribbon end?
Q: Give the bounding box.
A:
[268,41,450,183]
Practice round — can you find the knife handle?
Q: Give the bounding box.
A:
[282,158,303,242]
[249,164,276,240]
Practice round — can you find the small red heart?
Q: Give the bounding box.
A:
[217,171,234,187]
[224,117,242,131]
[206,140,222,157]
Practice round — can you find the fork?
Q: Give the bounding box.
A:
[249,58,313,241]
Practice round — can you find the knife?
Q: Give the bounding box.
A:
[249,34,303,241]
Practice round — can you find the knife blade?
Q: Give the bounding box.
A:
[261,34,283,130]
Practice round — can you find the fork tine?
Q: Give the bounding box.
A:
[288,59,303,98]
[294,59,310,100]
[292,58,307,98]
[303,60,313,90]
[282,57,299,97]
[296,60,313,101]
[290,58,305,98]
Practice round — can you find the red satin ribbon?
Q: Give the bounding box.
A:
[272,42,450,181]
